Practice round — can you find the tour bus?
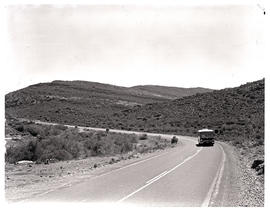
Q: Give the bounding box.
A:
[197,129,215,146]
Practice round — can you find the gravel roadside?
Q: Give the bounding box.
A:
[210,142,264,207]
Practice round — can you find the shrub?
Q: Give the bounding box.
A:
[251,159,264,169]
[139,134,148,140]
[5,139,37,163]
[40,149,72,162]
[24,124,45,137]
[171,136,178,144]
[14,124,24,132]
[92,138,114,155]
[130,134,138,144]
[5,121,172,164]
[34,135,79,161]
[114,137,133,153]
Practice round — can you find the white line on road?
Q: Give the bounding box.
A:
[201,143,226,207]
[146,171,168,184]
[117,148,202,203]
[210,144,226,204]
[90,151,171,180]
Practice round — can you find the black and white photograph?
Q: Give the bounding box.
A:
[2,0,268,207]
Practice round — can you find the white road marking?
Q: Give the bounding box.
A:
[146,171,168,184]
[117,148,202,203]
[211,144,226,203]
[201,143,226,207]
[20,151,171,202]
[90,151,171,180]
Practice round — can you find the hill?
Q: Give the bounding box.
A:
[118,79,264,141]
[5,80,212,125]
[131,85,212,99]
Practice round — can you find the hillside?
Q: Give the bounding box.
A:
[117,80,264,140]
[5,80,212,125]
[114,79,264,153]
[131,85,212,99]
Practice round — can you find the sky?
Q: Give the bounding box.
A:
[2,1,268,93]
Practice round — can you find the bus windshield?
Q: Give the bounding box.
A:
[199,132,214,138]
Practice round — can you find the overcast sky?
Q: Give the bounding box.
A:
[3,1,267,93]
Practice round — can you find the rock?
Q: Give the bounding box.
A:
[256,164,264,175]
[133,154,140,158]
[251,160,264,169]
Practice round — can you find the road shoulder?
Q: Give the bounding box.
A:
[210,142,264,207]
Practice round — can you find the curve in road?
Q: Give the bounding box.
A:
[26,130,226,207]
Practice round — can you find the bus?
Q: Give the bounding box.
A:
[197,129,215,146]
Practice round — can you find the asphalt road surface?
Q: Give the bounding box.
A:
[26,122,227,207]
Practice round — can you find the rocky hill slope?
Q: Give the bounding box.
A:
[5,80,212,125]
[118,80,264,140]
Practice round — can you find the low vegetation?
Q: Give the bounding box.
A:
[5,120,172,164]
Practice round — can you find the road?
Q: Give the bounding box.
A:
[24,121,227,206]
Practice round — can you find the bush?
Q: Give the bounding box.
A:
[139,134,148,140]
[171,136,178,144]
[251,159,264,169]
[14,124,24,132]
[5,121,171,164]
[22,124,51,137]
[113,136,133,153]
[5,139,37,163]
[34,135,79,161]
[130,134,138,144]
[39,149,72,162]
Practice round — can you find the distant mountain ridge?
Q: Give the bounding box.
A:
[131,85,213,99]
[52,80,214,100]
[5,80,213,107]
